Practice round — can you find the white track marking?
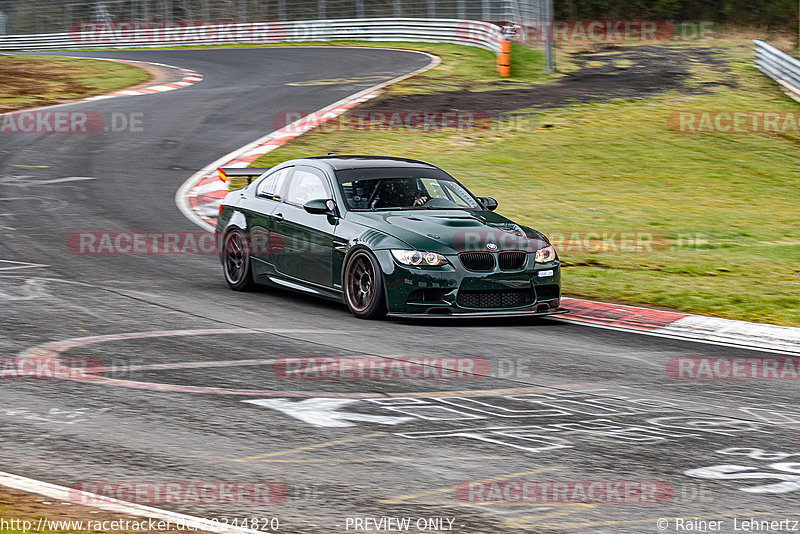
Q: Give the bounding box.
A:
[0,260,49,271]
[244,398,414,428]
[0,176,97,187]
[37,176,98,185]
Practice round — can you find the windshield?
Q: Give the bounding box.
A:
[336,168,481,211]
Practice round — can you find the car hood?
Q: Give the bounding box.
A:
[348,209,549,254]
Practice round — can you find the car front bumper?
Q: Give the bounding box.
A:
[376,250,564,317]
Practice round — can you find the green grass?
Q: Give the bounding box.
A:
[244,39,800,326]
[376,42,546,95]
[0,55,149,112]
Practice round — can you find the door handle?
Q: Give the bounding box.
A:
[274,213,284,222]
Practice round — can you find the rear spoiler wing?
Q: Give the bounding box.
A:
[217,167,270,185]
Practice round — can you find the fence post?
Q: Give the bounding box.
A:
[33,0,43,33]
[457,0,466,19]
[497,37,511,77]
[545,0,555,74]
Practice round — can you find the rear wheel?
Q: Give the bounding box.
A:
[223,230,255,291]
[344,250,386,319]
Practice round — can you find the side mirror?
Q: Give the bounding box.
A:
[479,197,498,211]
[304,198,337,216]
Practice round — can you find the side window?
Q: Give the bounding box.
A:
[256,167,290,199]
[286,169,329,206]
[340,180,379,210]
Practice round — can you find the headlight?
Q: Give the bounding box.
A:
[391,249,449,267]
[534,245,556,263]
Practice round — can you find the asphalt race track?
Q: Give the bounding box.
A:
[1,48,798,533]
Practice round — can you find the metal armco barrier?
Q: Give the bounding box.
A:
[0,18,503,54]
[754,39,800,103]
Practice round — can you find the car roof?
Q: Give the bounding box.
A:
[299,155,439,171]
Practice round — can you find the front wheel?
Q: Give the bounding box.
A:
[222,230,256,291]
[343,250,386,319]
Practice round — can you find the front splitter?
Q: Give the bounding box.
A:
[387,307,570,319]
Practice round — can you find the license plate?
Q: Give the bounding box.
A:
[537,270,554,278]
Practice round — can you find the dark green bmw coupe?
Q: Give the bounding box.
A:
[216,155,565,319]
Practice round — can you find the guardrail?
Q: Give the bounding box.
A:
[0,18,503,54]
[754,39,800,103]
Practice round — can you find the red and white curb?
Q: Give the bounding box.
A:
[176,48,441,231]
[559,297,800,354]
[0,471,261,534]
[12,55,203,110]
[180,95,375,226]
[83,58,203,100]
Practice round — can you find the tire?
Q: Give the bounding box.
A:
[343,249,386,319]
[222,229,256,291]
